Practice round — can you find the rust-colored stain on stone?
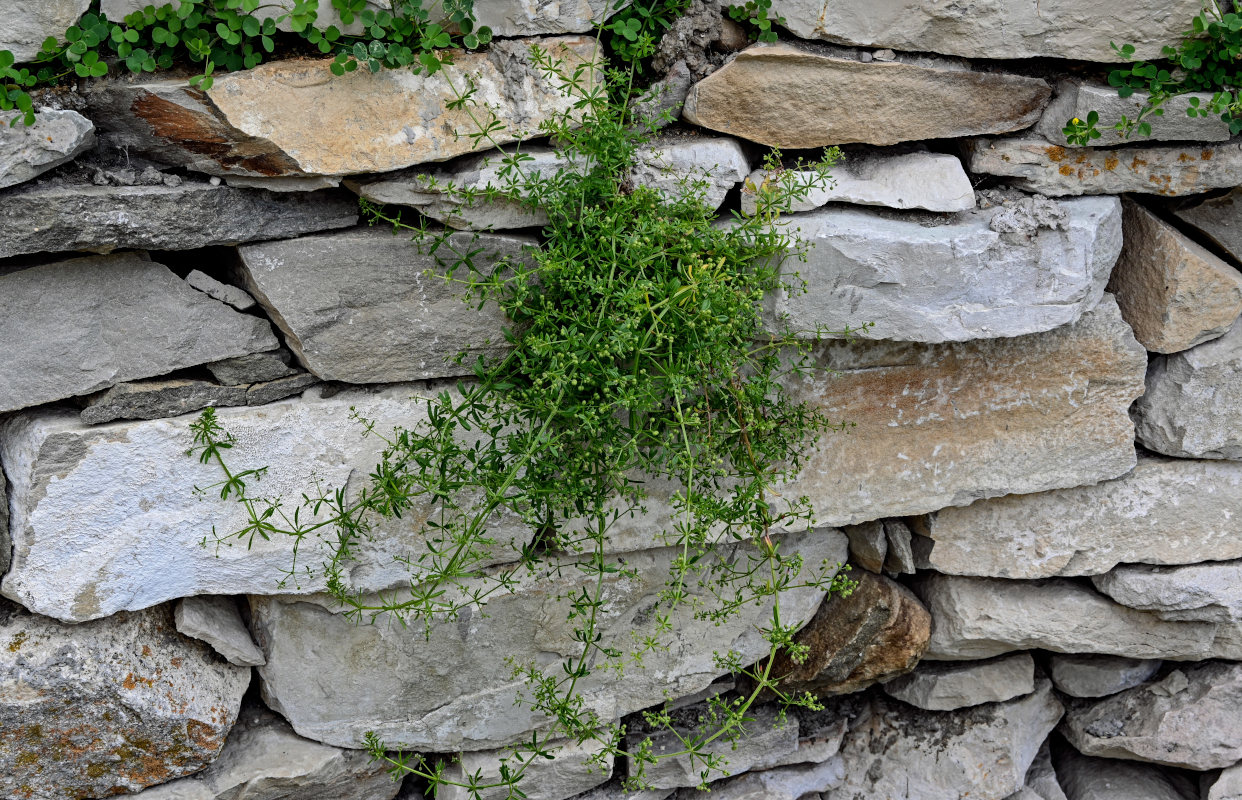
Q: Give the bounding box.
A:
[1045,145,1067,162]
[1104,155,1119,171]
[1059,165,1075,176]
[1202,149,1215,160]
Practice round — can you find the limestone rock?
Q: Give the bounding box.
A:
[0,600,250,799]
[740,151,975,215]
[473,0,620,37]
[1174,187,1242,262]
[80,379,249,424]
[248,529,847,750]
[881,652,1035,711]
[881,519,914,575]
[1207,762,1242,800]
[1053,744,1197,800]
[0,180,359,258]
[0,253,278,414]
[628,135,749,211]
[1092,561,1242,624]
[0,109,95,189]
[126,706,400,800]
[1023,740,1068,800]
[438,737,613,800]
[185,269,258,311]
[842,522,886,573]
[226,174,343,192]
[1049,654,1162,698]
[912,454,1242,578]
[1110,198,1242,353]
[673,757,847,800]
[682,43,1050,148]
[83,40,601,177]
[769,196,1122,343]
[1037,81,1232,146]
[966,136,1242,197]
[570,781,673,800]
[207,351,298,385]
[1060,661,1242,770]
[0,0,89,61]
[1133,315,1242,459]
[238,227,532,382]
[765,0,1200,62]
[0,475,7,577]
[175,595,266,667]
[765,570,931,696]
[915,573,1225,661]
[245,373,320,405]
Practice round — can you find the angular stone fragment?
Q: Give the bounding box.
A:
[84,40,601,177]
[881,519,914,575]
[766,0,1199,62]
[912,454,1242,578]
[682,43,1050,148]
[674,757,847,800]
[248,529,846,750]
[1036,81,1231,146]
[1174,187,1242,262]
[0,253,277,414]
[81,379,249,424]
[472,0,619,37]
[0,180,359,258]
[238,227,531,382]
[1049,654,1162,698]
[186,269,258,311]
[1207,762,1242,800]
[1053,744,1197,800]
[0,600,250,799]
[882,652,1035,711]
[1133,316,1242,459]
[570,781,673,800]
[770,196,1122,343]
[1022,741,1068,800]
[966,136,1242,197]
[1060,662,1242,770]
[245,373,320,405]
[740,151,975,215]
[0,0,89,61]
[0,109,95,189]
[439,738,612,800]
[0,476,7,576]
[628,135,749,211]
[1110,199,1242,353]
[842,521,886,573]
[1092,561,1242,623]
[207,351,298,385]
[175,595,266,667]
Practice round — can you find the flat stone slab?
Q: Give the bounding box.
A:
[0,109,95,189]
[0,0,89,61]
[1174,187,1242,263]
[1036,81,1232,146]
[438,738,612,800]
[1053,744,1198,800]
[1049,654,1162,698]
[175,595,266,667]
[881,652,1036,711]
[1093,561,1242,624]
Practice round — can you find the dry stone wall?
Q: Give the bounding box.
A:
[2,1,1242,799]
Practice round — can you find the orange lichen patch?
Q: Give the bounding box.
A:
[8,631,28,652]
[169,657,183,668]
[1104,155,1120,171]
[1202,149,1215,160]
[120,673,155,690]
[1178,152,1194,162]
[1131,156,1149,169]
[1075,153,1088,164]
[141,645,151,657]
[1045,145,1067,162]
[1059,165,1075,176]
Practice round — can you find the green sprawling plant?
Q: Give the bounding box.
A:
[1065,0,1242,144]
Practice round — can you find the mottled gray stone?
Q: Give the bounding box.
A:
[0,109,95,189]
[175,595,266,667]
[1049,654,1162,698]
[0,474,8,577]
[0,180,359,258]
[206,351,298,385]
[438,738,612,800]
[881,652,1035,711]
[1053,744,1197,800]
[1174,187,1242,263]
[1207,762,1242,800]
[238,227,532,382]
[1022,741,1068,800]
[245,373,320,405]
[80,379,248,424]
[0,0,90,61]
[842,521,886,573]
[673,758,846,800]
[185,269,258,311]
[882,519,914,575]
[1093,561,1242,624]
[628,135,749,211]
[1036,81,1232,146]
[0,253,278,414]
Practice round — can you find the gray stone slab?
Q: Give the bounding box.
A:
[882,652,1036,711]
[206,351,298,385]
[0,109,95,189]
[1049,654,1162,699]
[1053,744,1197,800]
[175,595,266,667]
[185,269,257,311]
[1036,81,1232,146]
[80,379,249,424]
[0,0,89,61]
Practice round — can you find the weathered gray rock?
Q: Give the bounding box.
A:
[127,705,400,800]
[882,652,1035,711]
[882,519,915,575]
[207,351,298,385]
[438,737,613,800]
[682,42,1050,148]
[1049,654,1162,698]
[80,379,249,424]
[238,227,531,382]
[766,0,1200,62]
[186,269,258,311]
[630,135,749,210]
[0,473,7,576]
[0,253,278,414]
[1174,187,1242,263]
[1053,744,1197,800]
[915,573,1227,661]
[473,0,619,37]
[673,757,847,800]
[570,781,673,800]
[912,454,1242,578]
[248,529,847,750]
[175,595,266,667]
[84,39,601,177]
[842,521,886,573]
[1093,561,1242,624]
[967,136,1242,197]
[0,109,95,189]
[0,0,89,61]
[0,600,251,800]
[0,180,358,258]
[740,151,975,215]
[245,373,320,405]
[1133,315,1242,459]
[1207,762,1242,800]
[1037,81,1232,146]
[769,196,1122,343]
[1022,741,1068,800]
[1110,199,1242,353]
[1060,662,1242,770]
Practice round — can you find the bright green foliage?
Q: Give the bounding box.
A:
[605,0,690,64]
[1062,110,1101,146]
[726,0,782,43]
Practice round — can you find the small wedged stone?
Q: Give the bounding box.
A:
[0,0,90,61]
[673,757,847,800]
[1109,198,1242,353]
[682,42,1050,148]
[186,269,258,311]
[912,454,1242,578]
[0,600,251,800]
[81,379,249,424]
[245,373,320,405]
[1133,315,1242,459]
[0,109,95,189]
[1049,654,1162,698]
[842,521,886,573]
[882,519,914,575]
[1023,740,1068,800]
[1052,744,1197,800]
[0,253,278,414]
[1036,81,1232,146]
[0,180,359,258]
[175,595,266,667]
[1092,561,1242,623]
[1207,762,1242,800]
[0,476,7,576]
[1174,187,1242,262]
[881,652,1035,711]
[1059,661,1242,770]
[966,135,1242,197]
[207,351,298,385]
[438,737,613,800]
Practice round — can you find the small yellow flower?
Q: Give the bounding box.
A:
[1072,117,1082,125]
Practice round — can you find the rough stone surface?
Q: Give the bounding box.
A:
[1174,187,1242,263]
[185,269,258,311]
[0,600,251,800]
[571,782,673,800]
[682,43,1050,148]
[629,135,749,211]
[1049,654,1163,698]
[966,136,1242,197]
[80,380,249,425]
[0,180,359,258]
[1022,741,1068,800]
[439,738,612,800]
[1207,762,1242,800]
[0,253,278,415]
[1133,315,1242,459]
[126,706,400,800]
[1093,561,1242,624]
[0,0,90,61]
[1110,198,1242,353]
[238,227,532,382]
[245,373,320,406]
[0,109,95,189]
[84,39,601,177]
[1037,81,1232,145]
[881,652,1035,711]
[842,521,886,573]
[175,596,266,667]
[881,519,915,575]
[207,351,298,385]
[1053,744,1197,800]
[248,529,847,750]
[769,196,1122,343]
[740,151,975,215]
[673,758,847,800]
[1060,662,1242,770]
[0,475,7,577]
[912,454,1242,578]
[765,0,1200,61]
